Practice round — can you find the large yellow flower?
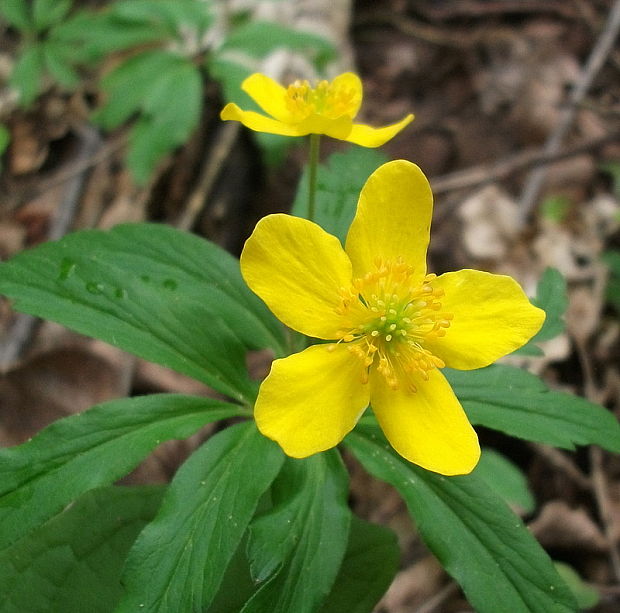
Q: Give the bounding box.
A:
[220,72,413,147]
[240,161,545,475]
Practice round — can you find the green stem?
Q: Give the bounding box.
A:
[307,134,320,222]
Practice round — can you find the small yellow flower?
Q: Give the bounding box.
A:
[221,72,413,147]
[240,161,545,475]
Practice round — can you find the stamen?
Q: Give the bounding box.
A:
[333,258,452,393]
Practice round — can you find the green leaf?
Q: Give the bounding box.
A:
[0,223,284,401]
[220,20,335,66]
[241,452,351,613]
[554,562,600,610]
[541,195,571,223]
[517,267,568,355]
[291,147,389,243]
[0,485,164,613]
[51,10,167,61]
[95,50,182,128]
[112,0,212,35]
[10,43,45,106]
[42,39,80,88]
[0,0,32,30]
[126,59,202,182]
[0,394,242,553]
[447,364,620,453]
[116,422,284,613]
[32,0,72,30]
[320,516,400,613]
[603,250,620,310]
[0,123,9,155]
[346,425,577,613]
[475,448,535,514]
[599,161,620,200]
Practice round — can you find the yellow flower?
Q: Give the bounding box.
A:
[220,72,413,147]
[240,161,545,475]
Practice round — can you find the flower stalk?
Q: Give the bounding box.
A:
[307,134,321,222]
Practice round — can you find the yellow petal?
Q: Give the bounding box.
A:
[240,214,353,339]
[345,114,414,147]
[330,72,363,118]
[345,160,432,280]
[240,73,293,122]
[370,368,480,475]
[426,269,546,369]
[299,114,353,140]
[220,103,303,136]
[255,344,370,457]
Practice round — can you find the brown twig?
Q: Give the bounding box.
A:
[414,581,460,613]
[518,0,620,222]
[430,131,619,198]
[175,122,240,231]
[572,264,620,583]
[414,0,578,21]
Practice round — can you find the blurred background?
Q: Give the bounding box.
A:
[1,1,619,610]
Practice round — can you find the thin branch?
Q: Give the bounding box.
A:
[175,122,240,231]
[430,132,619,197]
[518,0,620,221]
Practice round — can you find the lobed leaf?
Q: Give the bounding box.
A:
[115,422,284,613]
[0,223,284,401]
[0,394,243,553]
[0,486,164,613]
[346,425,577,613]
[241,452,351,613]
[447,364,620,452]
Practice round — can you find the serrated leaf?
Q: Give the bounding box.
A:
[320,516,400,613]
[446,364,620,452]
[0,394,242,553]
[220,20,335,66]
[10,44,45,106]
[291,147,388,242]
[0,0,32,30]
[517,267,568,355]
[0,486,164,613]
[115,422,284,613]
[475,448,535,514]
[0,223,284,401]
[32,0,72,30]
[241,452,350,613]
[346,425,577,613]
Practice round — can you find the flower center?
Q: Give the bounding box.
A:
[333,258,452,392]
[285,79,357,121]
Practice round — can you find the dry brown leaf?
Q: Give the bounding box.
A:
[529,500,608,552]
